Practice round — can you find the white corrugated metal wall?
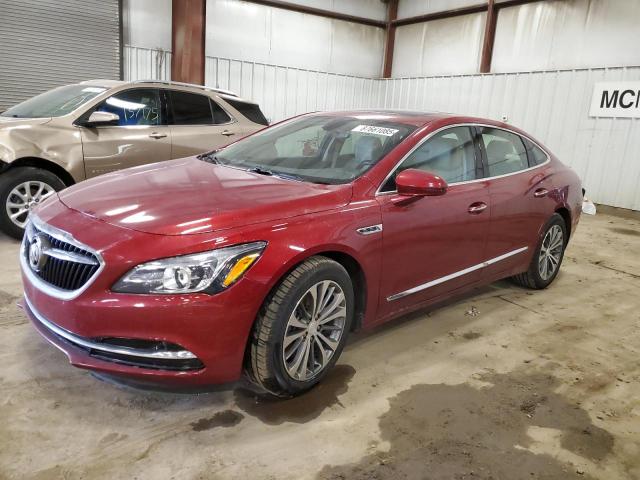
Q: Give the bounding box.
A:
[204,56,381,122]
[122,0,640,211]
[380,67,640,212]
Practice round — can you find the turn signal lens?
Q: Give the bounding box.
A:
[222,253,260,287]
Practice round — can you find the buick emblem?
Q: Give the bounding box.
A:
[28,234,49,272]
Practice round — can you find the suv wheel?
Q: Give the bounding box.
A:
[0,167,65,239]
[247,256,354,397]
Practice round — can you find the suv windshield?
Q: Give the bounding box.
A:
[1,85,107,118]
[216,115,416,184]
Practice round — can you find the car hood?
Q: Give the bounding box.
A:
[58,157,353,235]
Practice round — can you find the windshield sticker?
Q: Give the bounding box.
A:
[81,87,107,93]
[352,125,399,137]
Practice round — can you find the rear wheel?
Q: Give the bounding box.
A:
[512,213,567,289]
[0,167,65,239]
[247,256,354,397]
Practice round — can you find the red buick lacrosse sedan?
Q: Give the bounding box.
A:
[20,111,582,396]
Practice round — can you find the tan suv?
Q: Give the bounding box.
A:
[0,79,268,238]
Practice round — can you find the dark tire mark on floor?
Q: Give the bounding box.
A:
[318,368,613,480]
[234,365,355,425]
[609,227,640,237]
[190,410,244,431]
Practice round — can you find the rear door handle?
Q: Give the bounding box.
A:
[149,132,167,139]
[534,188,549,198]
[221,130,235,137]
[468,202,488,214]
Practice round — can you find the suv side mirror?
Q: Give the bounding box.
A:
[83,111,119,127]
[396,169,448,196]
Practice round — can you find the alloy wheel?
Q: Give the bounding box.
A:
[538,224,564,280]
[5,181,55,229]
[282,280,347,381]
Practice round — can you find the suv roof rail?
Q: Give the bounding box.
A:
[131,80,238,97]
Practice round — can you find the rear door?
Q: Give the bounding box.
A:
[376,126,490,320]
[166,89,239,158]
[79,88,172,177]
[478,127,554,279]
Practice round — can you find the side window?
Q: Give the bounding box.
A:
[170,91,214,125]
[224,98,269,125]
[480,128,528,176]
[96,89,161,126]
[524,139,549,166]
[210,100,232,124]
[381,126,477,191]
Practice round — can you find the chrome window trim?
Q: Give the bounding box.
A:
[376,123,551,196]
[20,216,105,301]
[24,295,197,360]
[387,246,528,301]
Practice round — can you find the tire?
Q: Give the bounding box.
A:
[512,213,568,289]
[247,256,354,397]
[0,167,66,240]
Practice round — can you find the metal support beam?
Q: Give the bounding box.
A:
[171,0,206,84]
[382,0,398,78]
[392,0,544,27]
[480,0,497,73]
[241,0,385,28]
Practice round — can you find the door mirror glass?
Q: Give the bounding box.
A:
[396,169,447,196]
[84,111,119,127]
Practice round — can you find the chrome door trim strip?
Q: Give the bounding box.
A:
[24,295,197,360]
[386,246,528,301]
[376,122,551,196]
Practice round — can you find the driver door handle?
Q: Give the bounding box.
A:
[149,132,167,139]
[468,202,488,214]
[221,130,235,137]
[534,188,549,198]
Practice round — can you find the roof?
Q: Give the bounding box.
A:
[78,79,127,88]
[315,109,457,127]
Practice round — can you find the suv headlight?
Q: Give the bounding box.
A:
[112,242,266,294]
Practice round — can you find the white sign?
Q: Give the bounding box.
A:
[352,125,399,136]
[590,82,640,118]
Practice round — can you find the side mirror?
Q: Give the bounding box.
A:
[83,111,119,127]
[396,169,448,197]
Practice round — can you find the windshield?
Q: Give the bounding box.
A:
[1,85,108,118]
[216,115,417,184]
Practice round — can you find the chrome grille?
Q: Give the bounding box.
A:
[23,218,102,295]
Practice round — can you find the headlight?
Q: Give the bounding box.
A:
[112,241,266,294]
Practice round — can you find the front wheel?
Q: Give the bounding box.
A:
[512,213,567,289]
[247,256,354,397]
[0,167,65,239]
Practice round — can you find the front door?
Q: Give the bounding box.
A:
[376,126,490,321]
[166,89,239,158]
[79,88,171,178]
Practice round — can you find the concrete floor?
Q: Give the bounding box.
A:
[1,211,639,480]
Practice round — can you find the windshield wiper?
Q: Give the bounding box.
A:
[248,166,304,182]
[197,150,223,165]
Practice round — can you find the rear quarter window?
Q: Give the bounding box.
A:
[224,98,269,126]
[525,139,549,166]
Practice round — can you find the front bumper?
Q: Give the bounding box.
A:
[20,201,271,388]
[24,295,203,371]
